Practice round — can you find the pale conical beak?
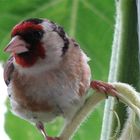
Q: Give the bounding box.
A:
[4,36,29,54]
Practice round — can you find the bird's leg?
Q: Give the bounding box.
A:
[90,80,119,100]
[36,121,60,140]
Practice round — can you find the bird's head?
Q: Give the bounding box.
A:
[4,18,69,72]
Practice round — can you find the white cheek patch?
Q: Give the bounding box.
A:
[41,31,64,59]
[41,21,54,32]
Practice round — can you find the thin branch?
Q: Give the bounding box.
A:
[60,91,105,140]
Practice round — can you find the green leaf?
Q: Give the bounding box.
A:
[100,0,140,139]
[0,0,115,140]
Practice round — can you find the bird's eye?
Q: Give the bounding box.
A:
[33,30,44,40]
[37,30,44,36]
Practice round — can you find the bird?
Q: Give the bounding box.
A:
[3,18,91,140]
[3,18,117,140]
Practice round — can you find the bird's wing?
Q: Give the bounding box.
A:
[4,56,14,86]
[79,51,91,96]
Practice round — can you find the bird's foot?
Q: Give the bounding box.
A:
[36,122,60,140]
[90,80,119,100]
[46,136,60,140]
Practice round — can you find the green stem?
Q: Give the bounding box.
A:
[59,92,105,140]
[100,0,139,139]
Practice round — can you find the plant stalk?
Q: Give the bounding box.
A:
[100,0,139,139]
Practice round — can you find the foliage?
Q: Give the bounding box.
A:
[0,0,115,140]
[101,0,140,139]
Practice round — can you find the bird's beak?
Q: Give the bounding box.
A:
[4,36,29,54]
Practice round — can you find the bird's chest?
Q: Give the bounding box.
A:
[10,70,80,113]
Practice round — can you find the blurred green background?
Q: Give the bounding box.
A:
[0,0,115,140]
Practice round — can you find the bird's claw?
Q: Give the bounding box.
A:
[47,136,60,140]
[90,80,119,100]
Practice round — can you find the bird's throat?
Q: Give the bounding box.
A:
[14,52,37,67]
[14,43,46,68]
